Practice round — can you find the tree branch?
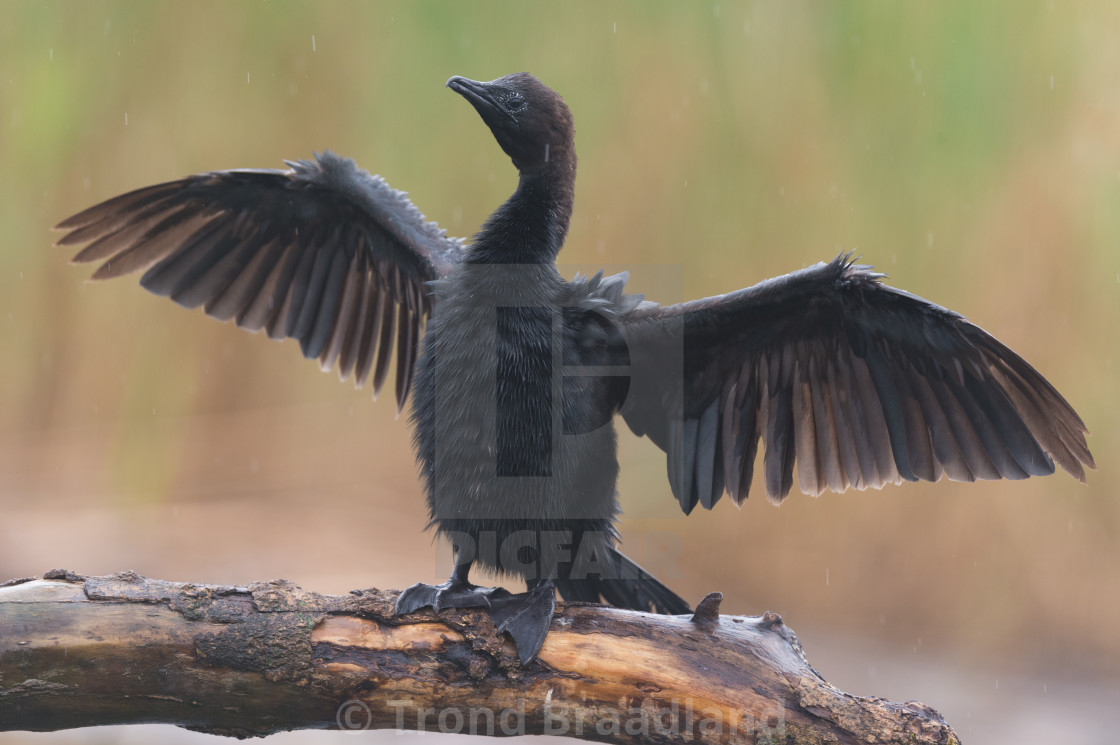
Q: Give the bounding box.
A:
[0,571,958,743]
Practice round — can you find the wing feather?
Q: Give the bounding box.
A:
[735,391,761,505]
[304,244,352,360]
[824,355,863,490]
[56,152,465,408]
[695,399,720,509]
[371,288,397,397]
[617,254,1091,512]
[849,353,900,487]
[763,351,796,501]
[810,355,848,493]
[792,352,823,496]
[207,237,285,323]
[908,369,973,482]
[319,251,364,373]
[283,227,329,341]
[354,275,385,389]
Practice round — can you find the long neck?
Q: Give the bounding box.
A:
[468,159,576,265]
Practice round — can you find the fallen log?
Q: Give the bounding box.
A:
[0,570,958,743]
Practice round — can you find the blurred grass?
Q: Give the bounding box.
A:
[1,1,1118,737]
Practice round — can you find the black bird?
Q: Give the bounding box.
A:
[54,73,1094,663]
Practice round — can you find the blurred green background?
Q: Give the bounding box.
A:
[1,2,1118,743]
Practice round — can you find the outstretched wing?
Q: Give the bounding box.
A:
[54,151,465,409]
[617,254,1093,514]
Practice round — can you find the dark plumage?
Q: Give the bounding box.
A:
[54,72,1094,663]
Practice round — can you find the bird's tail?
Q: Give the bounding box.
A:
[554,548,692,615]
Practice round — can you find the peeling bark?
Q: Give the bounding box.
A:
[0,572,959,744]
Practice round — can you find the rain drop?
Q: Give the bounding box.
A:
[124,112,128,126]
[825,568,829,585]
[1050,74,1054,90]
[49,48,53,61]
[312,34,317,52]
[247,72,251,84]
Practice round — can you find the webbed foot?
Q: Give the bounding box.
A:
[395,578,509,615]
[488,580,557,665]
[396,564,557,664]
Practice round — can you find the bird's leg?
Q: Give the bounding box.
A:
[487,578,557,665]
[395,561,510,615]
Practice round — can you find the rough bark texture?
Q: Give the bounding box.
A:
[0,571,959,744]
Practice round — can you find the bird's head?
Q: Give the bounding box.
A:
[447,73,575,175]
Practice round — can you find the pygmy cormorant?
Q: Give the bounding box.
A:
[54,73,1094,663]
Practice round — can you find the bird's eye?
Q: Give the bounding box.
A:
[507,97,525,112]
